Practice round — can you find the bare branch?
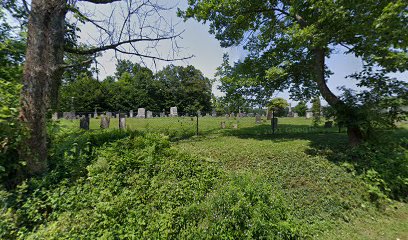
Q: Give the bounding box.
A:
[79,0,121,4]
[59,59,93,69]
[65,33,183,55]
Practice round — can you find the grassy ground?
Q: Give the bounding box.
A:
[56,117,408,238]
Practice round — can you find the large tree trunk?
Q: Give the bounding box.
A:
[20,0,66,175]
[313,48,364,146]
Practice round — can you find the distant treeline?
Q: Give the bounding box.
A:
[58,60,212,113]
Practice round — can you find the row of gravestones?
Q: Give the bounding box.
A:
[79,114,127,130]
[55,107,179,120]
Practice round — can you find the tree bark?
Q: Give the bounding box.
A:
[20,0,66,175]
[313,48,364,145]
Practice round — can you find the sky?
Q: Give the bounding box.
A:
[75,0,407,106]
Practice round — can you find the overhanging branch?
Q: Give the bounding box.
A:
[79,0,121,4]
[64,33,182,55]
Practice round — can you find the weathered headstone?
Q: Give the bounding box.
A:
[100,115,110,129]
[106,112,112,118]
[248,113,254,117]
[230,112,235,118]
[212,110,217,117]
[94,109,98,118]
[88,114,92,119]
[267,110,273,120]
[293,112,299,118]
[232,123,238,129]
[324,121,333,128]
[52,112,58,120]
[80,116,90,130]
[255,114,262,124]
[306,111,313,119]
[146,111,153,118]
[119,113,126,129]
[116,113,120,119]
[220,121,226,129]
[197,110,201,117]
[63,112,75,120]
[170,107,178,117]
[137,108,146,118]
[129,110,134,118]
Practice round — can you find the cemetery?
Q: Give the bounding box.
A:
[1,1,407,239]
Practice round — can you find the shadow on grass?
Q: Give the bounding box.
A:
[222,123,408,201]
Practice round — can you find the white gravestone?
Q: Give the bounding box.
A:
[137,108,146,118]
[170,107,178,117]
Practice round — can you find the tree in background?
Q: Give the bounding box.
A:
[267,98,289,118]
[181,0,408,146]
[311,97,322,126]
[293,102,307,117]
[59,75,107,112]
[155,65,212,113]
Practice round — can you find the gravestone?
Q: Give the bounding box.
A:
[52,112,58,120]
[100,115,110,129]
[119,113,126,129]
[220,121,226,129]
[293,112,299,118]
[232,124,238,129]
[248,113,254,117]
[206,113,210,117]
[137,108,146,118]
[146,111,153,118]
[324,121,333,128]
[88,114,92,119]
[106,112,112,118]
[267,110,273,120]
[230,112,235,118]
[255,114,262,124]
[170,107,178,117]
[160,110,165,117]
[80,116,90,130]
[306,111,313,119]
[129,110,134,118]
[63,112,75,120]
[197,110,201,117]
[94,109,98,118]
[212,110,217,117]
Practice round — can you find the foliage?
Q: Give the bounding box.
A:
[0,79,26,188]
[59,75,107,112]
[335,136,408,202]
[58,61,213,113]
[294,102,308,117]
[312,98,322,126]
[181,0,408,139]
[0,132,301,239]
[0,7,25,83]
[267,98,289,117]
[155,64,212,113]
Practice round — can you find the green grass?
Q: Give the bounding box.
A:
[6,117,405,238]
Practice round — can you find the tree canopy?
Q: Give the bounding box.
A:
[181,0,408,145]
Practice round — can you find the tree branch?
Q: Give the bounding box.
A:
[65,34,182,55]
[79,0,121,4]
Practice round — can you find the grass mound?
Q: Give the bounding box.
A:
[1,132,302,239]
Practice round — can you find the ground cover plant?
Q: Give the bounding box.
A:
[1,117,406,239]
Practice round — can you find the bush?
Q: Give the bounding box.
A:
[0,80,26,188]
[1,133,302,239]
[338,137,408,202]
